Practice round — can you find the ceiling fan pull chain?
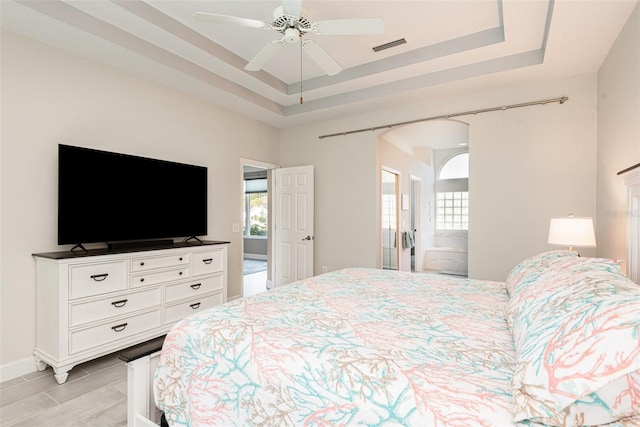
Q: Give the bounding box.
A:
[300,36,304,104]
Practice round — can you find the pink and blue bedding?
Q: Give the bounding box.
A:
[154,252,640,426]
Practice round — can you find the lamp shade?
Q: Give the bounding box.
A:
[548,216,596,247]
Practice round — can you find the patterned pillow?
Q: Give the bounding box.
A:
[505,250,578,298]
[508,256,640,426]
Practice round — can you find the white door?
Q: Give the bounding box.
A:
[273,165,314,286]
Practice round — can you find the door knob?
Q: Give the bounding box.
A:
[302,235,313,241]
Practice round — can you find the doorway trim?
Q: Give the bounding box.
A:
[410,175,422,272]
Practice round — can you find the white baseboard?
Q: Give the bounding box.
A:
[244,254,267,260]
[0,356,37,382]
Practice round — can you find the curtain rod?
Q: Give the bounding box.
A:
[617,163,640,175]
[318,96,569,140]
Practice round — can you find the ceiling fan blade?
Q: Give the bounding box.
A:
[281,0,302,16]
[194,12,269,29]
[315,18,384,35]
[245,42,283,71]
[303,42,343,76]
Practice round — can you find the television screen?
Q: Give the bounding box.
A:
[58,144,207,246]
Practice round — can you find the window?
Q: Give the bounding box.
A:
[436,152,469,231]
[436,192,468,230]
[438,152,469,180]
[244,178,268,237]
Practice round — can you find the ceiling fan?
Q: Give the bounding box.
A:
[194,0,384,76]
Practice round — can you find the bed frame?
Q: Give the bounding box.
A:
[118,336,166,427]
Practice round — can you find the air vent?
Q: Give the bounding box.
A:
[372,38,407,53]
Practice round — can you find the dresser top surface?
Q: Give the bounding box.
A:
[33,240,230,260]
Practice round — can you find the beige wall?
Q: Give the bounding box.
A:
[279,125,379,273]
[0,32,279,376]
[467,74,598,280]
[596,2,640,269]
[281,74,599,282]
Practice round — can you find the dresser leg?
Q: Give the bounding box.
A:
[54,370,69,384]
[34,357,47,372]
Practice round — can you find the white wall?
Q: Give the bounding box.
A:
[596,2,640,269]
[0,32,279,378]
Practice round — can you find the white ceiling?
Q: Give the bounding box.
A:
[1,0,637,134]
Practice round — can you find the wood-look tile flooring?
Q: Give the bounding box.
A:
[0,352,128,427]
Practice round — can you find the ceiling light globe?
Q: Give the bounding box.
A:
[284,27,300,43]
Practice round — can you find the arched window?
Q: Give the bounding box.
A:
[436,152,469,231]
[438,152,469,180]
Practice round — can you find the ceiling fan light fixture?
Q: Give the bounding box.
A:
[284,27,301,43]
[196,1,383,76]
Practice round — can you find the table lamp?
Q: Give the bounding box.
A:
[548,214,596,252]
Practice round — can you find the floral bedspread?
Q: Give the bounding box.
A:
[154,268,517,426]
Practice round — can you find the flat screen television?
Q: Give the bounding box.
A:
[58,144,207,247]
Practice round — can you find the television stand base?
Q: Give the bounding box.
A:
[107,239,174,251]
[70,243,88,253]
[184,236,203,244]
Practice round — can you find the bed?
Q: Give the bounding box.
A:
[153,251,640,426]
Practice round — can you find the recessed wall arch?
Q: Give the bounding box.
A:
[379,119,469,154]
[378,119,470,275]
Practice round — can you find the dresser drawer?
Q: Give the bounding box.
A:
[130,267,189,288]
[164,294,222,325]
[130,253,190,273]
[165,275,224,303]
[192,250,224,276]
[69,288,161,327]
[69,261,128,300]
[69,309,161,354]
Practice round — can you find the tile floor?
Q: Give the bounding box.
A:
[0,353,127,427]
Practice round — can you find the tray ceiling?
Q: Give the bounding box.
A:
[1,0,637,128]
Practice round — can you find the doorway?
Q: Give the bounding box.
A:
[241,160,276,298]
[241,161,315,297]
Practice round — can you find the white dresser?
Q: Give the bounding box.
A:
[33,241,229,384]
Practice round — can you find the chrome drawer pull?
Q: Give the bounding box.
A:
[190,302,201,310]
[202,258,213,264]
[111,323,127,332]
[190,283,201,290]
[90,273,108,282]
[111,299,128,308]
